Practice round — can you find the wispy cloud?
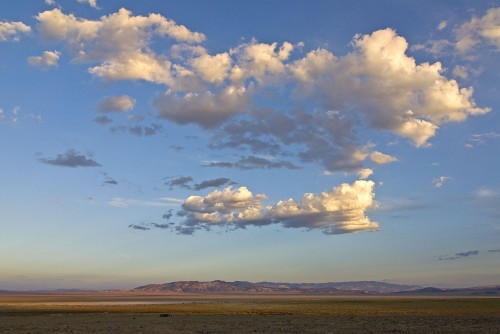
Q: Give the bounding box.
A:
[94,115,113,125]
[128,224,150,231]
[466,132,500,148]
[205,156,301,170]
[439,250,479,260]
[108,197,183,208]
[193,178,235,190]
[165,176,193,190]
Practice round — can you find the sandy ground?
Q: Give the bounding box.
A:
[2,312,500,333]
[1,294,499,333]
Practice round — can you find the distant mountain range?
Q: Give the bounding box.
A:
[132,280,421,294]
[2,281,498,295]
[397,285,500,296]
[132,280,500,295]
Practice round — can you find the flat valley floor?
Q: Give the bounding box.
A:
[1,293,499,333]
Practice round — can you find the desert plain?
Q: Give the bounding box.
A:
[1,292,499,333]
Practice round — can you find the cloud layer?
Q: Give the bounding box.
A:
[32,8,490,175]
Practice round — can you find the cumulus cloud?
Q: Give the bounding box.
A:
[154,86,249,128]
[39,149,101,167]
[370,151,398,165]
[456,7,500,53]
[433,176,451,188]
[208,29,487,172]
[28,50,60,68]
[98,95,135,112]
[0,21,31,41]
[31,9,488,174]
[159,180,378,235]
[229,41,293,84]
[191,52,232,84]
[292,29,489,147]
[36,8,205,84]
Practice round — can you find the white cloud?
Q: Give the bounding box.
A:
[433,176,451,188]
[36,8,205,83]
[191,53,232,84]
[230,41,293,84]
[76,0,98,8]
[0,21,31,41]
[45,0,56,5]
[32,9,489,172]
[290,29,489,147]
[456,7,500,53]
[88,52,173,84]
[370,151,398,165]
[357,168,373,180]
[437,20,448,31]
[174,180,378,235]
[98,95,136,112]
[28,50,60,68]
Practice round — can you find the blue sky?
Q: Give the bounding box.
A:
[0,0,499,290]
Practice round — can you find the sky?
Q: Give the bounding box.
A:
[0,0,499,290]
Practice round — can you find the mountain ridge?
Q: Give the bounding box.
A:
[132,280,421,294]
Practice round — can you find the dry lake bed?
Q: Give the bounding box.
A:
[1,293,499,333]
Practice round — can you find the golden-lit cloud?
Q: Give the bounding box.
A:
[165,180,378,235]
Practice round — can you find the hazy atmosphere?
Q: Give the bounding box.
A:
[1,0,499,290]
